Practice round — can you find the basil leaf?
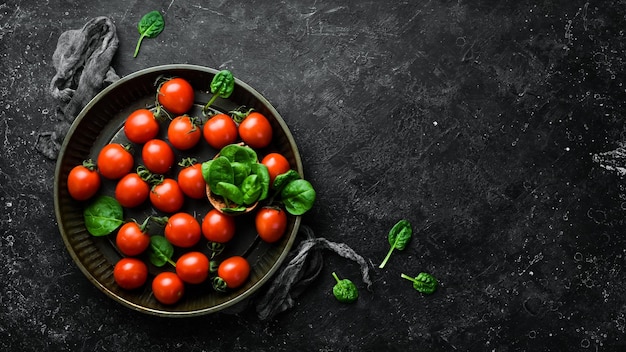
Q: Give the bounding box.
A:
[83,196,124,236]
[281,179,316,215]
[149,235,174,267]
[134,11,165,58]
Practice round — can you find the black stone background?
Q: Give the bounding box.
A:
[2,0,626,350]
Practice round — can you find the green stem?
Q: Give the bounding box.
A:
[400,273,415,283]
[378,247,395,269]
[332,272,341,283]
[202,94,219,115]
[133,34,146,58]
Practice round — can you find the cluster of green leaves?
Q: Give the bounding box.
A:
[269,169,316,216]
[202,144,270,213]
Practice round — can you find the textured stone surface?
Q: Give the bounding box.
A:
[2,0,626,350]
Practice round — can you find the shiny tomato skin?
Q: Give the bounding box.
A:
[115,221,150,256]
[167,115,201,150]
[152,272,185,305]
[67,164,101,201]
[114,258,148,290]
[203,113,238,149]
[165,212,201,248]
[201,209,236,243]
[217,256,250,289]
[97,144,134,180]
[115,173,149,208]
[124,109,159,144]
[177,163,206,199]
[255,207,288,243]
[261,153,291,184]
[150,178,185,213]
[158,78,194,115]
[238,112,273,149]
[175,251,210,284]
[142,139,175,174]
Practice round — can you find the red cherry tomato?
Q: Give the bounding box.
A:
[115,173,149,208]
[115,221,151,256]
[203,113,238,149]
[158,77,195,115]
[113,258,148,290]
[67,162,101,201]
[201,209,236,243]
[255,207,288,243]
[168,115,201,150]
[97,144,134,180]
[238,111,273,149]
[150,178,185,213]
[142,139,175,174]
[177,163,206,199]
[152,272,185,305]
[175,251,210,284]
[124,108,159,144]
[217,256,250,289]
[165,212,201,248]
[261,153,290,184]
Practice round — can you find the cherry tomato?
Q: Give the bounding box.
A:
[177,163,206,199]
[201,209,236,243]
[261,153,290,184]
[255,207,288,243]
[150,178,185,213]
[97,143,134,180]
[114,258,148,290]
[217,256,250,289]
[238,111,273,149]
[168,115,201,150]
[124,108,159,144]
[115,221,151,256]
[142,139,175,174]
[203,113,238,149]
[165,212,201,248]
[67,162,100,201]
[115,173,149,208]
[175,251,210,284]
[152,272,185,305]
[158,77,194,115]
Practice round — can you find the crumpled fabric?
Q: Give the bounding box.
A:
[255,225,373,320]
[593,142,626,176]
[36,16,119,159]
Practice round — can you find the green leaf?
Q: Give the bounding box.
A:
[401,272,438,295]
[149,235,174,267]
[83,196,124,236]
[204,156,234,192]
[378,219,412,269]
[273,169,301,190]
[281,179,316,215]
[219,144,257,164]
[134,11,165,58]
[210,70,235,99]
[332,272,358,303]
[250,163,270,200]
[241,174,262,205]
[215,182,244,205]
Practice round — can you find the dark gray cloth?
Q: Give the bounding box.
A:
[36,16,119,159]
[256,225,373,320]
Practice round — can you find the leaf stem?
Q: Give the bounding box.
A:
[133,34,146,58]
[400,273,414,282]
[378,247,395,269]
[332,272,341,283]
